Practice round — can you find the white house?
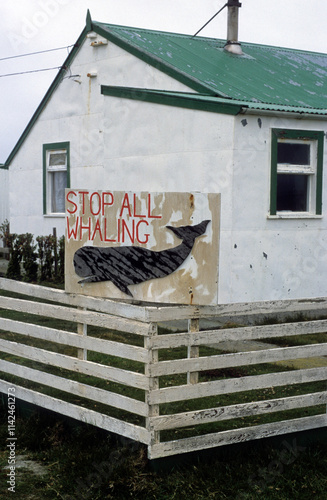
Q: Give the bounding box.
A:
[3,7,327,304]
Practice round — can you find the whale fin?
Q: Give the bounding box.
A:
[111,278,134,297]
[78,274,134,297]
[166,220,210,245]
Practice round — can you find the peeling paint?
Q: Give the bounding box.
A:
[66,191,220,305]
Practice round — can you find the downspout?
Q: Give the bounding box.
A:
[224,0,243,55]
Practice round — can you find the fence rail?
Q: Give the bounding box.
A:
[0,277,326,459]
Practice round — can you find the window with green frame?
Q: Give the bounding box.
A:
[43,142,70,215]
[270,129,324,216]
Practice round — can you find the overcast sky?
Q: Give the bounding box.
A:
[1,0,326,163]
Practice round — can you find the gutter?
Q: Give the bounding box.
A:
[241,107,327,120]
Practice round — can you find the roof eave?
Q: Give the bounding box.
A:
[4,25,89,168]
[101,85,241,115]
[92,21,221,97]
[101,84,327,119]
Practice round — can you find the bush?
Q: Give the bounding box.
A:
[6,233,23,280]
[5,232,65,284]
[0,219,10,248]
[22,233,38,282]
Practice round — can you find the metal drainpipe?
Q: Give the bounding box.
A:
[224,0,243,55]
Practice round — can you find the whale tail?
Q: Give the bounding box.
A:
[166,220,210,247]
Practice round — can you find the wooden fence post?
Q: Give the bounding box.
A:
[77,307,87,360]
[145,322,160,450]
[187,318,199,385]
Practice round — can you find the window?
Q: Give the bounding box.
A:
[270,129,324,217]
[43,142,70,215]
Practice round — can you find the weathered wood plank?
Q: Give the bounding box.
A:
[148,414,327,459]
[0,294,150,336]
[0,379,150,444]
[150,343,327,377]
[3,278,327,323]
[0,278,152,322]
[0,359,148,416]
[152,319,327,349]
[0,317,148,363]
[146,296,327,322]
[149,367,327,404]
[0,338,149,390]
[150,391,327,431]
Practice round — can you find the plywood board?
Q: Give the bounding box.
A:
[65,191,220,305]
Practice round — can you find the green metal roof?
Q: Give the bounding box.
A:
[94,20,327,112]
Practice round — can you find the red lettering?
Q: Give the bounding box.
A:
[133,194,146,218]
[91,219,103,241]
[119,193,132,217]
[104,218,116,242]
[121,219,135,243]
[66,191,78,214]
[80,217,91,240]
[102,192,114,215]
[90,192,101,216]
[117,218,121,243]
[136,220,149,244]
[80,191,89,215]
[67,216,79,239]
[147,194,162,219]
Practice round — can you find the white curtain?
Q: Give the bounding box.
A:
[51,171,67,213]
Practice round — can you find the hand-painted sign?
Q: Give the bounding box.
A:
[65,191,220,305]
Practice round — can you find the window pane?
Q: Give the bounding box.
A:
[277,143,310,165]
[49,152,66,166]
[51,171,67,213]
[277,174,308,211]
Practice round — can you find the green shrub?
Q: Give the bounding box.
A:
[5,232,65,284]
[0,219,10,248]
[6,233,22,280]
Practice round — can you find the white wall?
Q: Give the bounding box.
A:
[0,168,9,243]
[8,35,196,238]
[223,113,327,303]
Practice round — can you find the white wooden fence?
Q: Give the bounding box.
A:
[0,277,326,459]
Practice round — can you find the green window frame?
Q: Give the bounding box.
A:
[270,129,324,216]
[43,142,70,215]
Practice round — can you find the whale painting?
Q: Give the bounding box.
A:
[73,220,210,297]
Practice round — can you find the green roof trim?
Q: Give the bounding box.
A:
[101,86,241,115]
[92,21,327,110]
[101,85,327,117]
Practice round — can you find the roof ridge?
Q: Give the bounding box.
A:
[94,21,327,56]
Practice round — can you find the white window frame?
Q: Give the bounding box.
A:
[276,138,317,215]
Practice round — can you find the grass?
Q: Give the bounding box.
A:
[0,401,327,499]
